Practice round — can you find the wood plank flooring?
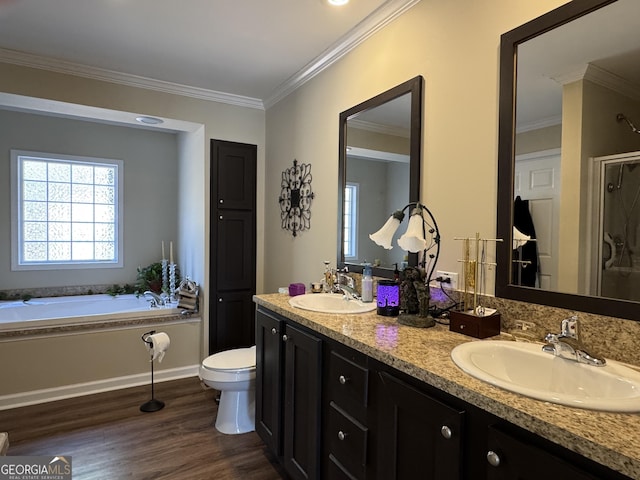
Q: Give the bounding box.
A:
[0,377,286,480]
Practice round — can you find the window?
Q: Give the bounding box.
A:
[343,183,358,259]
[11,150,123,270]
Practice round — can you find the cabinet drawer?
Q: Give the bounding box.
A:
[328,402,368,479]
[328,350,369,408]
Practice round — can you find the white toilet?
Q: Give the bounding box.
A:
[199,345,256,434]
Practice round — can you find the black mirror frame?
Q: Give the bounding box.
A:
[494,0,640,320]
[337,75,424,278]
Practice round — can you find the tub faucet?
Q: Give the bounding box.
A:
[542,315,606,366]
[143,291,165,308]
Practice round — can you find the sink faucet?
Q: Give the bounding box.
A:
[542,315,606,366]
[143,290,165,308]
[334,271,360,300]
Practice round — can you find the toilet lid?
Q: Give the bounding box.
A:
[202,346,256,371]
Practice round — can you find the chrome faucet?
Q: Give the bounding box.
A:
[542,315,606,366]
[143,290,165,308]
[334,271,360,300]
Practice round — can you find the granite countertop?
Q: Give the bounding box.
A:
[254,293,640,479]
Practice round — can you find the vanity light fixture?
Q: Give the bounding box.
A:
[135,115,164,125]
[370,202,441,326]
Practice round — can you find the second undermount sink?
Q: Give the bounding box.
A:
[288,293,376,314]
[451,340,640,412]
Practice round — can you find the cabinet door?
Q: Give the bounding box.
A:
[216,210,255,291]
[255,310,284,455]
[283,323,322,480]
[486,426,600,480]
[211,291,255,353]
[377,371,465,480]
[212,140,256,211]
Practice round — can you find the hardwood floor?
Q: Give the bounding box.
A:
[0,377,286,480]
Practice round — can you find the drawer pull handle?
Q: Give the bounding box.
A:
[486,451,501,467]
[440,425,452,439]
[282,334,288,342]
[338,375,348,385]
[271,327,277,335]
[337,431,347,441]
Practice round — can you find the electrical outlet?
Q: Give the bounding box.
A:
[435,271,458,290]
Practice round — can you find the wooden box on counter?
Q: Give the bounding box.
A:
[449,310,501,339]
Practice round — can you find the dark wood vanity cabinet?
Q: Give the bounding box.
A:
[255,306,632,480]
[323,343,373,479]
[255,308,322,480]
[376,371,465,480]
[485,426,598,480]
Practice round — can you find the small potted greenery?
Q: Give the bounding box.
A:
[135,262,180,294]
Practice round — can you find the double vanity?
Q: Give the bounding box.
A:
[254,293,640,480]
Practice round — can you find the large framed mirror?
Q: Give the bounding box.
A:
[337,76,423,277]
[496,0,640,320]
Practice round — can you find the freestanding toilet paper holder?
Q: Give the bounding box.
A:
[140,330,165,412]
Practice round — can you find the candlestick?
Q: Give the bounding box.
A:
[170,241,174,264]
[169,262,177,303]
[162,259,168,295]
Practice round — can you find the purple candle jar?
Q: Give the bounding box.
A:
[377,280,400,317]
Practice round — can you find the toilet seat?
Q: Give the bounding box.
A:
[200,346,256,383]
[202,345,255,371]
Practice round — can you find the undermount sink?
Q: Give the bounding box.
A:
[451,340,640,412]
[288,293,376,314]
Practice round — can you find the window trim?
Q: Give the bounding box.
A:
[344,182,359,260]
[10,150,124,271]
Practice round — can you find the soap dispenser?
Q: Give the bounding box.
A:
[362,263,373,303]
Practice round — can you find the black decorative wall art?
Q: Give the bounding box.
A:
[278,159,315,237]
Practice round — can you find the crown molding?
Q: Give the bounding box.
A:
[0,0,421,111]
[349,118,410,137]
[263,0,421,108]
[516,114,562,134]
[552,63,640,102]
[0,48,265,110]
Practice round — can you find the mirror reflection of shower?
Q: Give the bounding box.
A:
[617,113,640,135]
[596,152,640,301]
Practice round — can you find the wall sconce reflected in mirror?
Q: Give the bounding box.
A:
[369,202,440,327]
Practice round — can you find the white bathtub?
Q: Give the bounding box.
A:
[0,294,182,331]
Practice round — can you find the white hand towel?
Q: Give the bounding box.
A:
[512,226,530,250]
[146,332,170,362]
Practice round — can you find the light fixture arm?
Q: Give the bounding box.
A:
[413,202,441,286]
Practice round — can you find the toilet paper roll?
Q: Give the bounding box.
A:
[146,332,170,363]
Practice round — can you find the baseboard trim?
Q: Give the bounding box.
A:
[0,365,200,410]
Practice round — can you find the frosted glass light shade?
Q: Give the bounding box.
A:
[397,207,427,252]
[369,216,400,250]
[369,212,403,249]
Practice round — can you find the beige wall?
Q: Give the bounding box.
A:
[263,0,567,293]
